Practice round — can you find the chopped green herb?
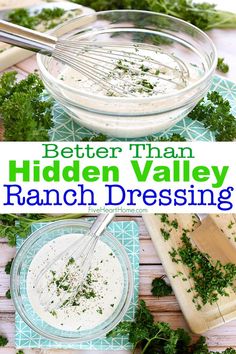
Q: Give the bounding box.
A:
[106,90,116,97]
[0,213,82,246]
[140,64,149,72]
[228,221,234,229]
[68,257,75,265]
[116,59,129,72]
[159,215,179,240]
[138,79,154,91]
[151,276,172,297]
[160,214,170,224]
[97,306,103,314]
[171,219,179,229]
[0,335,8,347]
[217,57,229,73]
[50,310,57,317]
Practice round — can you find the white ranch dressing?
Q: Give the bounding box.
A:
[59,46,201,98]
[27,234,124,331]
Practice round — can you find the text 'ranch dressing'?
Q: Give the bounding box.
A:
[58,45,201,97]
[27,234,124,331]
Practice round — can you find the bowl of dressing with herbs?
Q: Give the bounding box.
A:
[11,220,133,342]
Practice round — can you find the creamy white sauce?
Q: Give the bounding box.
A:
[59,45,201,98]
[27,234,124,331]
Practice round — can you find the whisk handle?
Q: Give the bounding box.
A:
[0,20,57,54]
[90,213,115,237]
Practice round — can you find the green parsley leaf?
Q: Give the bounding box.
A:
[0,72,53,141]
[189,91,236,141]
[5,289,11,299]
[5,258,13,274]
[107,300,235,353]
[8,7,65,30]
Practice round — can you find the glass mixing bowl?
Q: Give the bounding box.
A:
[37,10,217,138]
[11,220,133,342]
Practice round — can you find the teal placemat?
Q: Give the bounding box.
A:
[15,220,139,350]
[50,76,236,142]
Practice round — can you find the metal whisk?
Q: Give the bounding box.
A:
[0,20,189,96]
[35,214,115,311]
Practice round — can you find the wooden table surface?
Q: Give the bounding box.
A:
[0,22,236,353]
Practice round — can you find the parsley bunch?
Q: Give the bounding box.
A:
[108,300,235,353]
[151,276,173,297]
[0,72,53,141]
[8,7,65,30]
[170,230,236,309]
[217,58,229,74]
[73,0,236,31]
[5,258,13,274]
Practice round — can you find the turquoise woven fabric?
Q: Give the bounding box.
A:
[50,76,236,142]
[15,220,139,350]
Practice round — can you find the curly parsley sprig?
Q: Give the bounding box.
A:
[169,230,236,309]
[189,91,236,141]
[151,276,172,297]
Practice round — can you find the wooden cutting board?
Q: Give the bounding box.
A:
[143,214,236,334]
